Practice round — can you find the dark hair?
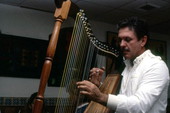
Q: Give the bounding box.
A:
[21,92,47,113]
[27,92,38,106]
[117,17,150,48]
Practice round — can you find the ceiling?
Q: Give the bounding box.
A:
[0,0,170,35]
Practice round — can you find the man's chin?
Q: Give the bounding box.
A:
[123,54,131,60]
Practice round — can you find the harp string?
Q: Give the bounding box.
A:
[55,9,119,113]
[55,11,81,113]
[55,10,90,113]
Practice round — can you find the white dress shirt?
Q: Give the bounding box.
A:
[107,50,169,113]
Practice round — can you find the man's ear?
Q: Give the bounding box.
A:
[141,35,147,47]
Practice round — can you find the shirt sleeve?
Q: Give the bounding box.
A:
[107,61,169,113]
[107,94,121,109]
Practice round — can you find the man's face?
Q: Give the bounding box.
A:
[118,27,145,60]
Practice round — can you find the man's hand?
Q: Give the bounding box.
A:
[89,67,105,87]
[76,80,108,106]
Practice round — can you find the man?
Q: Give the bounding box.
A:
[77,17,169,113]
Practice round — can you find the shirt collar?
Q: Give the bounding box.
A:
[124,49,151,67]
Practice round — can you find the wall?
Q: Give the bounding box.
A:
[0,4,170,98]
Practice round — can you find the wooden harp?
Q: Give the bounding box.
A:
[33,0,120,113]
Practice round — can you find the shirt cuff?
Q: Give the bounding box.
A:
[107,94,120,110]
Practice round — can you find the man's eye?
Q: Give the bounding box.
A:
[125,37,132,42]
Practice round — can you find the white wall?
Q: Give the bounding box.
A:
[0,4,170,98]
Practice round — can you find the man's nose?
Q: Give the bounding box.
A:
[120,40,126,47]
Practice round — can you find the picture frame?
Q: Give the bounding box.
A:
[47,27,73,87]
[148,39,167,62]
[106,31,123,75]
[0,34,48,78]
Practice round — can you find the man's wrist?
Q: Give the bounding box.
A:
[98,93,108,106]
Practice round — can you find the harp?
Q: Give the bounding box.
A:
[33,0,120,113]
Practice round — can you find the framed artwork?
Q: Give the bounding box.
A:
[47,27,73,87]
[0,34,48,78]
[148,39,167,62]
[106,31,124,75]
